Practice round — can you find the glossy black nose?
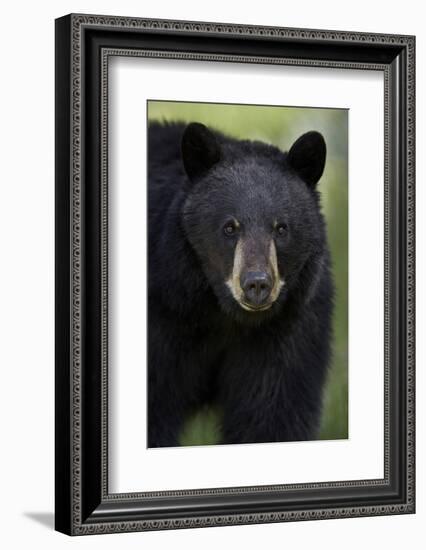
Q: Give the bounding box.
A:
[241,271,272,307]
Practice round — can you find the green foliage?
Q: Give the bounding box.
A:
[179,406,223,446]
[149,100,348,444]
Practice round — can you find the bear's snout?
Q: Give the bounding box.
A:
[240,271,272,308]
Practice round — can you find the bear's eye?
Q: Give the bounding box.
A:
[223,221,237,236]
[276,223,288,236]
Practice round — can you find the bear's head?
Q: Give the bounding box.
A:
[181,122,328,324]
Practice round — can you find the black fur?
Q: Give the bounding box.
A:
[148,121,333,447]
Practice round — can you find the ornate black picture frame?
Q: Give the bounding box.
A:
[55,13,415,535]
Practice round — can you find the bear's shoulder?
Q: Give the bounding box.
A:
[148,121,187,164]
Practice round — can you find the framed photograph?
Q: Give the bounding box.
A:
[55,14,415,535]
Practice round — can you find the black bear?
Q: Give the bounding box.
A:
[148,121,333,447]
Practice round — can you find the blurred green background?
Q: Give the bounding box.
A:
[148,100,348,444]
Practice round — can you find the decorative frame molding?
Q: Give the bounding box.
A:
[55,13,415,535]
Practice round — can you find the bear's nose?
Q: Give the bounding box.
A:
[241,271,272,307]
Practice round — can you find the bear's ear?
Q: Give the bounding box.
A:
[181,122,221,181]
[287,131,326,187]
